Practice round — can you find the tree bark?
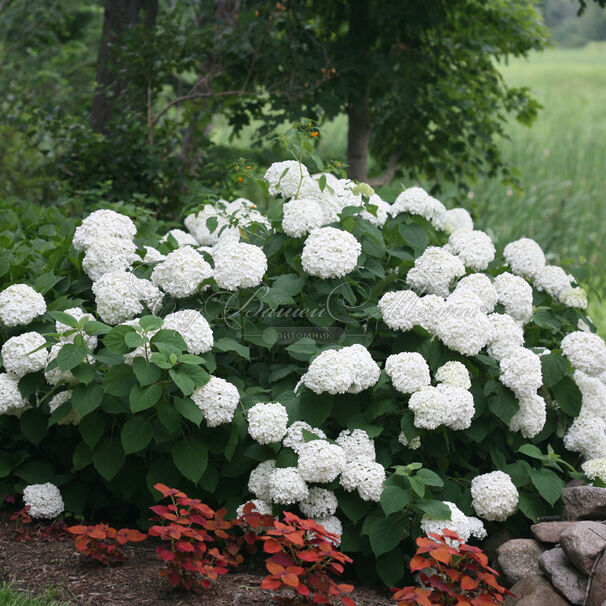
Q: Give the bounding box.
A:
[91,0,158,133]
[346,0,371,182]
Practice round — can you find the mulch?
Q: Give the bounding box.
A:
[0,521,394,606]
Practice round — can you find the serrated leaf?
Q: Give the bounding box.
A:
[71,384,104,416]
[132,357,162,386]
[380,485,411,517]
[121,416,154,454]
[530,467,565,506]
[56,343,88,371]
[92,438,125,480]
[171,440,208,483]
[174,397,203,426]
[129,384,162,413]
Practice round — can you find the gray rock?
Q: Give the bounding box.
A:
[497,539,544,584]
[532,521,576,543]
[562,486,606,520]
[587,551,606,606]
[561,521,606,575]
[503,575,570,606]
[540,547,587,605]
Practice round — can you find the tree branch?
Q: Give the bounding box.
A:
[367,150,402,188]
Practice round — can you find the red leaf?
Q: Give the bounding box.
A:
[261,578,282,591]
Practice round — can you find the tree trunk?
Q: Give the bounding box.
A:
[346,0,371,182]
[91,0,158,133]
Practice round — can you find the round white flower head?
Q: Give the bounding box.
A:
[247,402,289,445]
[485,313,525,361]
[436,383,475,430]
[398,432,421,450]
[499,347,543,397]
[582,459,606,484]
[81,236,138,281]
[225,198,271,230]
[299,488,338,518]
[435,291,492,356]
[453,274,497,312]
[248,460,276,501]
[213,242,267,290]
[0,372,27,414]
[561,331,606,377]
[385,352,431,394]
[160,228,199,248]
[268,467,309,504]
[72,209,136,252]
[361,195,391,227]
[508,393,547,438]
[282,198,326,237]
[282,421,326,454]
[564,412,606,459]
[302,349,353,395]
[409,386,451,429]
[56,307,98,350]
[339,344,381,393]
[560,287,588,310]
[142,246,165,264]
[534,265,572,299]
[435,361,471,390]
[471,471,519,522]
[265,160,310,198]
[49,390,80,426]
[378,290,422,332]
[336,429,376,461]
[503,238,546,279]
[421,501,486,544]
[297,439,347,483]
[184,206,236,246]
[0,284,46,327]
[574,371,606,421]
[151,246,213,298]
[406,247,466,297]
[446,230,495,271]
[416,294,447,334]
[162,309,213,355]
[312,516,343,544]
[390,187,446,223]
[301,227,361,279]
[2,332,48,377]
[236,498,273,518]
[23,483,64,519]
[92,271,162,325]
[434,208,473,234]
[339,456,385,502]
[191,376,239,427]
[493,272,533,325]
[294,175,341,223]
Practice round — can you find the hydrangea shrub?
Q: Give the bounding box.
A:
[0,158,604,586]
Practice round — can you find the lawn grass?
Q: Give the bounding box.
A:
[0,583,69,606]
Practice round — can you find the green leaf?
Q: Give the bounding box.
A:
[518,444,544,460]
[485,380,519,423]
[169,368,195,396]
[71,384,104,416]
[380,485,411,517]
[399,223,428,252]
[408,475,426,498]
[125,331,147,348]
[121,416,154,454]
[151,329,188,354]
[418,500,452,520]
[56,343,88,371]
[285,338,319,362]
[0,452,13,478]
[129,384,162,413]
[82,320,111,335]
[541,352,568,388]
[417,468,444,488]
[297,390,333,426]
[19,409,47,445]
[156,402,181,433]
[104,325,138,354]
[16,460,56,484]
[71,363,95,385]
[171,440,208,483]
[132,357,162,386]
[174,397,204,426]
[49,310,80,328]
[519,490,551,521]
[79,413,106,449]
[139,315,163,331]
[376,549,406,586]
[102,364,136,397]
[365,516,407,557]
[92,438,125,481]
[214,337,250,360]
[72,442,92,471]
[338,491,374,522]
[530,467,565,506]
[552,376,582,417]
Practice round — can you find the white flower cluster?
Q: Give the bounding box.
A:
[0,284,46,327]
[282,199,325,237]
[420,501,486,544]
[299,487,338,518]
[268,467,309,504]
[151,246,213,298]
[23,482,64,519]
[301,345,380,395]
[56,307,97,350]
[385,352,431,394]
[485,313,524,361]
[561,331,606,377]
[339,456,386,502]
[446,230,495,271]
[434,361,471,390]
[184,205,237,246]
[493,272,533,325]
[92,270,162,325]
[336,429,376,461]
[236,498,273,518]
[297,439,347,483]
[435,208,474,234]
[213,241,268,291]
[582,458,606,484]
[247,402,289,444]
[406,247,465,297]
[162,310,213,355]
[160,228,199,248]
[470,471,519,522]
[265,160,309,198]
[398,432,421,449]
[503,237,546,279]
[81,236,138,281]
[378,290,422,332]
[301,227,361,279]
[409,384,475,431]
[191,376,239,427]
[282,421,326,454]
[313,516,343,544]
[453,273,497,311]
[248,460,276,502]
[72,209,136,251]
[390,187,446,225]
[1,332,48,377]
[0,372,27,414]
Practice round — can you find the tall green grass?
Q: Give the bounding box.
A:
[0,584,70,606]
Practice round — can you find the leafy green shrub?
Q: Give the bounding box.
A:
[0,150,603,587]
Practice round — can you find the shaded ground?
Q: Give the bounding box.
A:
[0,523,393,606]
